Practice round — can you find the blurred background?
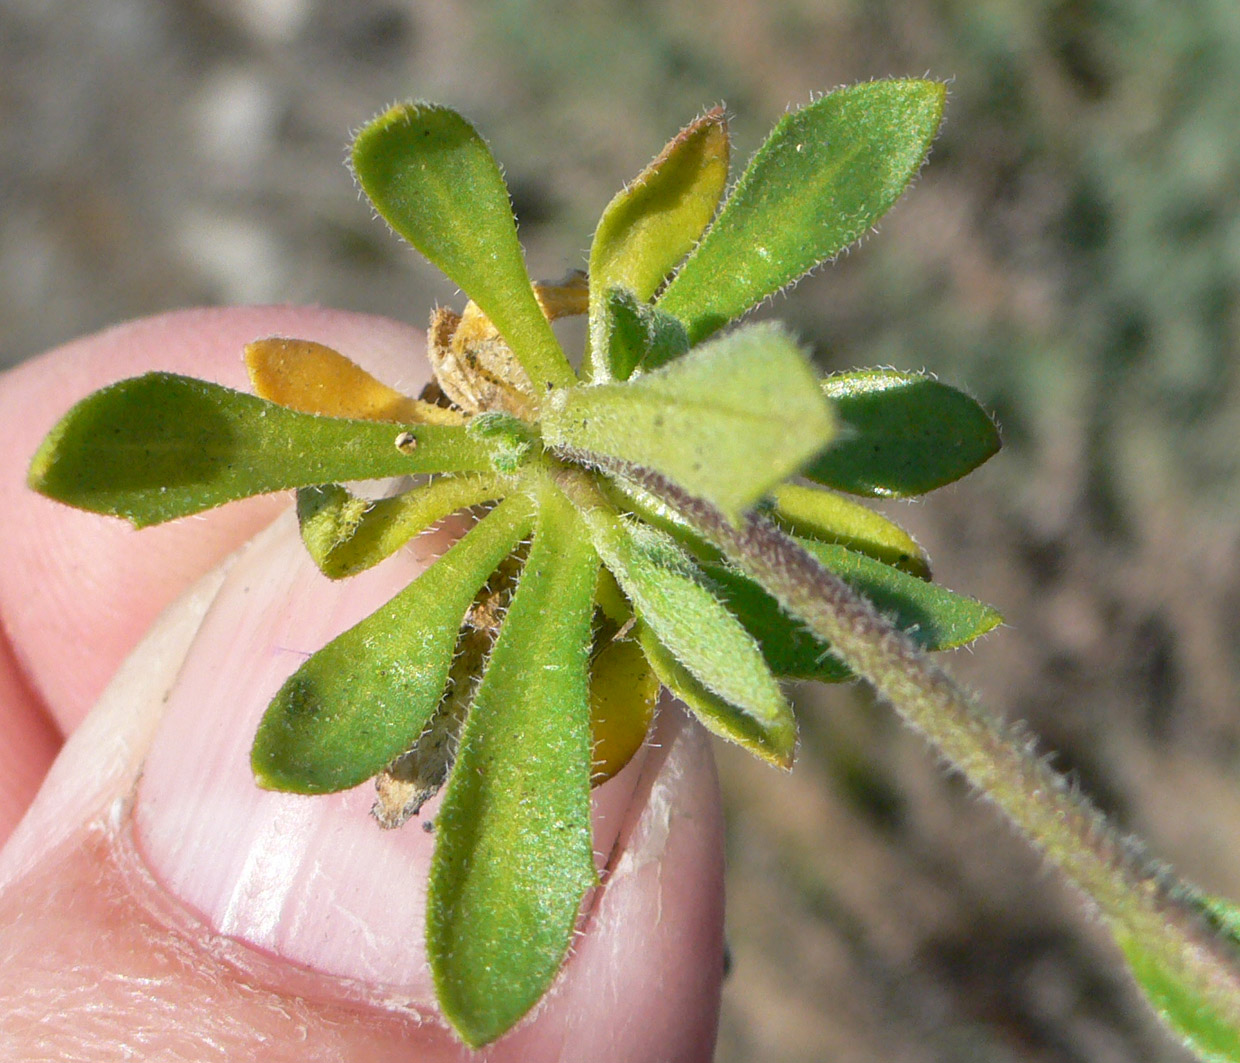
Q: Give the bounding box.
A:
[4,1,1240,1059]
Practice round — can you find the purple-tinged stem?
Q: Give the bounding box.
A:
[610,460,1240,1027]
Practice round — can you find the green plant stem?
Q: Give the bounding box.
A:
[613,461,1240,1023]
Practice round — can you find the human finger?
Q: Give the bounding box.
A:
[0,309,726,1059]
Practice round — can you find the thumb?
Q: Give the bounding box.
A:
[0,510,726,1062]
[0,309,726,1061]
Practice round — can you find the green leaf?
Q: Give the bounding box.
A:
[769,482,929,578]
[588,626,660,783]
[1111,889,1240,1063]
[598,287,691,382]
[704,537,1001,681]
[631,302,692,375]
[250,494,534,794]
[574,491,795,766]
[544,322,835,521]
[466,411,539,474]
[28,373,497,527]
[598,287,651,383]
[704,563,846,682]
[1119,930,1240,1063]
[587,108,729,378]
[428,482,600,1048]
[805,369,1001,497]
[637,621,795,768]
[297,472,508,579]
[658,80,946,344]
[788,535,1002,652]
[599,474,720,561]
[1186,892,1240,943]
[352,102,576,394]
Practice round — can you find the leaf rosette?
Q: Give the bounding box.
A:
[29,81,1012,1048]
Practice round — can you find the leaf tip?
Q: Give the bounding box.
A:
[248,742,286,793]
[977,604,1005,639]
[25,440,54,496]
[769,726,798,771]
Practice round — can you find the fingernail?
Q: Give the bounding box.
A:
[131,513,647,999]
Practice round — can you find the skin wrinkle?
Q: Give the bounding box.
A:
[0,824,451,1062]
[286,857,394,981]
[93,710,705,1059]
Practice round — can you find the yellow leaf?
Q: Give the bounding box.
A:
[245,338,463,424]
[770,483,930,579]
[589,634,659,783]
[534,270,589,321]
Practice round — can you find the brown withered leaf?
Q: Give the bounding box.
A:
[426,271,588,419]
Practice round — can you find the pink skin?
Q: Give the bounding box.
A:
[0,309,726,1061]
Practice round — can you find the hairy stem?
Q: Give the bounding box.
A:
[612,460,1240,1019]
